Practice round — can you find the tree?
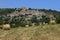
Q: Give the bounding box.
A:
[41,15,50,24]
[31,15,40,26]
[56,16,60,24]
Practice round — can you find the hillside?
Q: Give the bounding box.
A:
[0,24,60,40]
[0,8,60,16]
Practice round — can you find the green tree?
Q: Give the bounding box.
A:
[41,15,50,24]
[56,16,60,24]
[31,15,40,25]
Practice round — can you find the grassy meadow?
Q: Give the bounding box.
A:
[0,24,60,40]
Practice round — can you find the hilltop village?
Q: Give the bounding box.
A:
[0,7,57,27]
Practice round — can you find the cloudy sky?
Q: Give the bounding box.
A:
[0,0,60,11]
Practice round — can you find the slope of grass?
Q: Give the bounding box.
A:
[0,24,60,40]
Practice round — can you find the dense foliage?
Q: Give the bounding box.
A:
[56,16,60,24]
[0,8,15,15]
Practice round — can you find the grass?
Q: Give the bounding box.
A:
[0,24,60,40]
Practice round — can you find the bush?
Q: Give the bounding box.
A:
[10,24,16,28]
[42,15,50,24]
[56,16,60,24]
[20,21,26,27]
[31,15,40,26]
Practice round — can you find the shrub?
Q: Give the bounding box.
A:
[56,16,60,24]
[20,21,26,27]
[10,24,16,28]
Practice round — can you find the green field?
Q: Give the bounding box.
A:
[0,24,60,40]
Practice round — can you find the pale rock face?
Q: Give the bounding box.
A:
[2,24,10,30]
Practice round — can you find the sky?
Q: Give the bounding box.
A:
[0,0,60,11]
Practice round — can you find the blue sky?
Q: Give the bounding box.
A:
[0,0,60,11]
